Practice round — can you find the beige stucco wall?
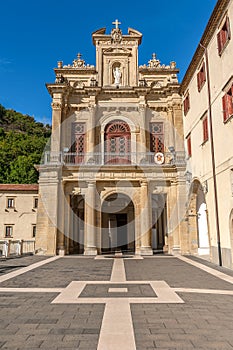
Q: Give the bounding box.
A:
[182,0,233,268]
[0,190,38,241]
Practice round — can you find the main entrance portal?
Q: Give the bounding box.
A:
[101,193,135,253]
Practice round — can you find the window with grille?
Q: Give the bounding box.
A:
[197,62,206,92]
[222,85,233,122]
[150,123,164,153]
[71,123,86,163]
[217,16,231,56]
[5,226,13,238]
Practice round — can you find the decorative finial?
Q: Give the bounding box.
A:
[152,53,156,60]
[112,19,121,29]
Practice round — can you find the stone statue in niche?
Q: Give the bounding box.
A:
[113,67,121,85]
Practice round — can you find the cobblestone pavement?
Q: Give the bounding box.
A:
[0,254,233,349]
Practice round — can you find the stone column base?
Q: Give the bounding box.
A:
[84,247,97,256]
[172,246,181,255]
[58,248,65,256]
[140,246,153,256]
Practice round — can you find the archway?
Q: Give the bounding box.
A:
[188,180,210,255]
[101,193,135,253]
[104,120,131,164]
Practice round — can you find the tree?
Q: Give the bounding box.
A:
[0,104,51,184]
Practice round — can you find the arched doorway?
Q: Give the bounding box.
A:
[196,185,209,255]
[188,180,210,255]
[104,120,131,164]
[101,193,135,253]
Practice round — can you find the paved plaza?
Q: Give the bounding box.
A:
[1,254,233,349]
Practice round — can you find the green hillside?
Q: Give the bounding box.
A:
[0,104,51,184]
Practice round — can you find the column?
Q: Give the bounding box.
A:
[64,193,71,254]
[57,182,65,256]
[140,181,153,255]
[84,182,97,255]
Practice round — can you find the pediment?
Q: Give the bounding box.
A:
[92,27,106,35]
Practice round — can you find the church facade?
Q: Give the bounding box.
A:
[35,22,187,256]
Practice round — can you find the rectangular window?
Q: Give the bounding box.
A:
[5,226,13,238]
[222,85,233,122]
[202,116,208,143]
[71,123,86,164]
[197,62,206,92]
[7,198,15,208]
[217,16,231,55]
[32,225,36,238]
[187,134,192,157]
[183,93,190,116]
[34,197,38,208]
[150,123,164,153]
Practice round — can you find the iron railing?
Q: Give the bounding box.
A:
[42,151,186,166]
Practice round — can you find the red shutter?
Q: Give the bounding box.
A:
[227,92,233,116]
[217,31,222,55]
[187,136,191,157]
[222,94,228,122]
[226,16,231,40]
[202,63,206,83]
[203,117,208,142]
[197,71,201,91]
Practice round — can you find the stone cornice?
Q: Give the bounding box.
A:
[139,67,179,75]
[46,83,180,98]
[54,68,97,75]
[180,0,230,94]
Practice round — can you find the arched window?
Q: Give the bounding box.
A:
[104,120,131,164]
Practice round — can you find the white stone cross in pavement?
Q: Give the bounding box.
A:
[52,256,184,350]
[1,255,233,349]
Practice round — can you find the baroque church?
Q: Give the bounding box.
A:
[35,21,187,256]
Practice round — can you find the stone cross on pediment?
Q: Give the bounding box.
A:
[112,19,121,29]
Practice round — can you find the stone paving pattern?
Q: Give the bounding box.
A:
[0,256,49,276]
[0,258,113,288]
[0,255,233,349]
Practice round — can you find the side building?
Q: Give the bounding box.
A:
[0,184,38,255]
[36,22,187,256]
[180,0,233,268]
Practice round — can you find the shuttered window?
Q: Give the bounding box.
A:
[203,116,208,143]
[187,134,192,157]
[183,93,190,116]
[222,85,233,122]
[197,62,206,92]
[217,16,231,55]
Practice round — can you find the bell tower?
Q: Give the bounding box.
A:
[92,20,142,87]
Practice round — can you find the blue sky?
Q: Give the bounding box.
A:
[0,0,216,124]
